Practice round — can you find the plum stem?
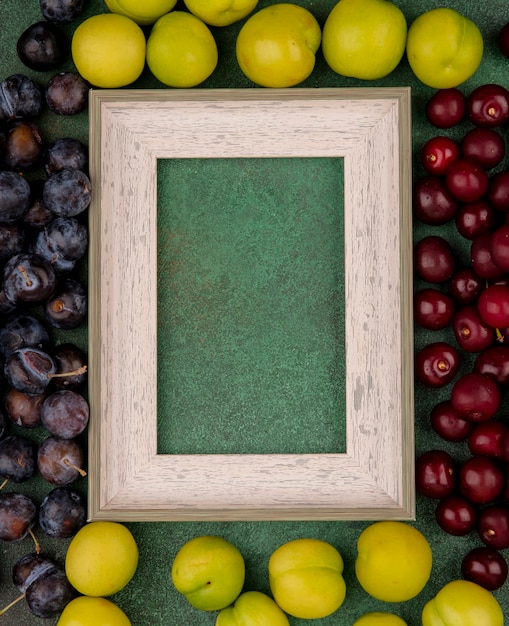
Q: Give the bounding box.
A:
[48,365,87,379]
[63,458,87,477]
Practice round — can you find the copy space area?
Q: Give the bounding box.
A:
[157,157,345,454]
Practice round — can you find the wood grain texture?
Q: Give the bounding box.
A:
[88,88,414,521]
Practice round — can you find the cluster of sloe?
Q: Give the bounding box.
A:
[0,1,91,620]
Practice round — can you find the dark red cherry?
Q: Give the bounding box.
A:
[486,170,509,212]
[459,455,505,504]
[490,223,509,272]
[477,504,509,549]
[416,449,455,499]
[430,400,473,442]
[414,288,455,330]
[414,236,455,283]
[461,546,508,590]
[425,88,466,128]
[413,176,459,225]
[468,84,509,127]
[468,421,508,459]
[435,494,477,535]
[421,136,460,175]
[499,22,509,58]
[475,345,509,385]
[471,233,506,280]
[415,341,460,388]
[452,304,494,352]
[461,127,505,169]
[448,267,483,305]
[455,200,496,240]
[478,284,509,329]
[445,158,489,203]
[450,372,501,422]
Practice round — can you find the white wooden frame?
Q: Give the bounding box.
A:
[88,88,414,521]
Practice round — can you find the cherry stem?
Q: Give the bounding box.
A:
[48,365,87,380]
[29,528,41,554]
[0,593,25,616]
[496,327,504,343]
[17,264,32,288]
[63,459,87,477]
[0,479,8,491]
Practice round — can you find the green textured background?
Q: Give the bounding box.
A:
[1,0,509,624]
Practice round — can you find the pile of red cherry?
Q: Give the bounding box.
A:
[414,80,509,593]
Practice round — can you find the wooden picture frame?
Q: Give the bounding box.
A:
[88,87,414,521]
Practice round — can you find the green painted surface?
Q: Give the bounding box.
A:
[0,0,508,624]
[157,157,345,455]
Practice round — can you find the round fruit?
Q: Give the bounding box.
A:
[216,591,289,626]
[414,288,455,331]
[104,0,177,25]
[268,538,346,619]
[450,372,501,422]
[461,546,508,591]
[421,137,460,176]
[414,341,460,388]
[421,580,503,626]
[468,84,509,127]
[414,235,455,283]
[322,0,407,80]
[478,284,509,329]
[183,0,259,26]
[459,455,504,504]
[406,8,483,89]
[56,596,132,626]
[435,494,477,536]
[425,88,466,128]
[65,521,139,596]
[171,535,245,612]
[236,4,321,88]
[415,449,455,499]
[445,158,489,203]
[71,14,146,88]
[146,11,218,88]
[355,521,432,602]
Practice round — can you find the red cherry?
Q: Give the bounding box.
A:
[471,233,506,281]
[415,236,456,283]
[448,267,483,305]
[478,284,509,329]
[452,304,495,352]
[499,22,509,58]
[416,449,455,499]
[421,136,460,175]
[445,158,489,203]
[490,223,509,272]
[435,494,477,535]
[474,345,509,385]
[450,372,501,422]
[468,421,508,459]
[459,455,505,504]
[468,84,509,127]
[461,127,506,170]
[477,504,509,550]
[425,88,466,128]
[487,170,509,212]
[415,342,460,388]
[430,400,473,442]
[461,546,508,590]
[413,176,459,225]
[455,200,496,240]
[414,288,455,330]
